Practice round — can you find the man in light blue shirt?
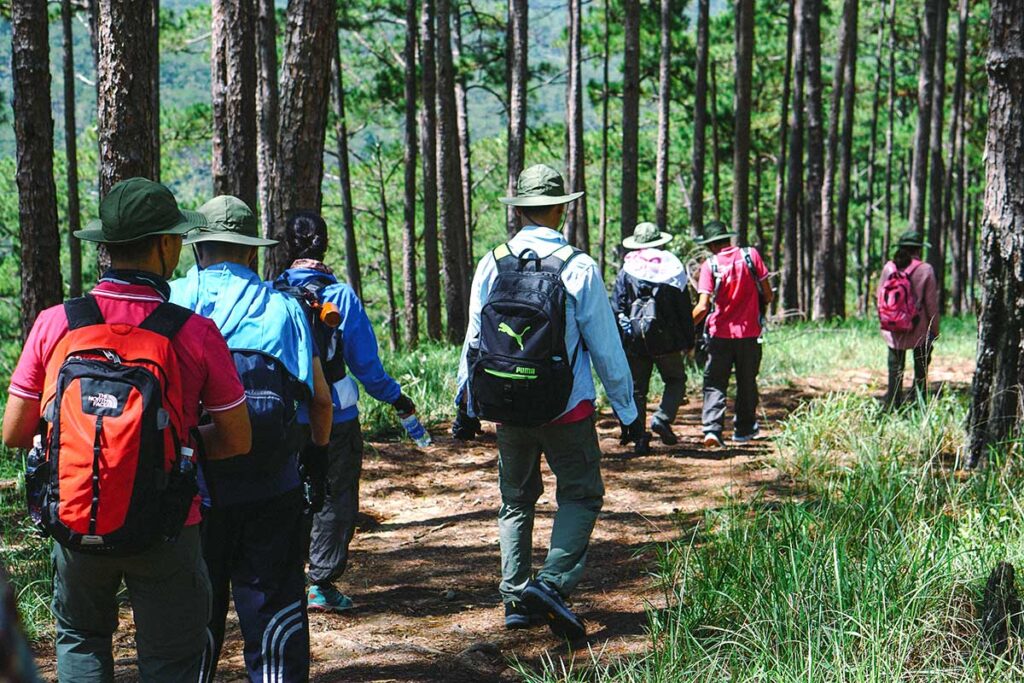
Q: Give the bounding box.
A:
[454,164,641,640]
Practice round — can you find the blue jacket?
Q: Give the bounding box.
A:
[171,262,315,505]
[456,226,637,424]
[276,268,402,424]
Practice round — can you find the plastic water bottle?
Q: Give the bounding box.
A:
[400,414,432,448]
[179,446,195,476]
[25,435,45,528]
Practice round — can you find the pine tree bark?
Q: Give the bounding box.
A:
[97,0,159,193]
[506,0,528,237]
[949,0,969,315]
[211,0,257,211]
[565,0,589,250]
[733,0,755,246]
[374,146,400,352]
[691,0,710,236]
[437,0,470,341]
[654,0,672,229]
[781,0,807,314]
[771,0,796,288]
[150,0,160,182]
[332,48,361,298]
[620,0,641,245]
[861,1,885,313]
[403,0,419,347]
[421,0,443,340]
[453,3,474,266]
[710,58,723,220]
[61,0,83,297]
[598,0,611,276]
[806,0,831,321]
[908,0,939,237]
[255,0,279,247]
[968,0,1024,466]
[927,0,950,305]
[13,0,63,341]
[883,0,896,256]
[264,0,334,278]
[834,0,858,317]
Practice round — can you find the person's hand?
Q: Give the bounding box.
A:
[392,393,416,417]
[617,314,632,337]
[619,416,645,445]
[452,408,481,441]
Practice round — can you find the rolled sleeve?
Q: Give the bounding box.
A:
[697,261,714,295]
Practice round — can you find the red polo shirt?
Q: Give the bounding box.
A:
[9,280,246,525]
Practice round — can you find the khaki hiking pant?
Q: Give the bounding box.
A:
[496,416,604,604]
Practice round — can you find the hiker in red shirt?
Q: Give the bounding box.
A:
[876,230,939,408]
[692,220,774,448]
[2,178,251,683]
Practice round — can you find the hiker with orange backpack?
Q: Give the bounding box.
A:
[876,230,939,409]
[170,196,335,683]
[2,179,252,682]
[691,220,774,448]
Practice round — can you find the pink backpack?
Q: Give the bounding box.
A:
[877,262,921,333]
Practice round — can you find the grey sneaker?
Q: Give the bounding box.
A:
[651,418,678,446]
[732,424,762,443]
[703,431,724,448]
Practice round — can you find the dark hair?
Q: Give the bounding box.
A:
[286,211,328,260]
[892,246,918,270]
[517,204,562,226]
[195,241,255,265]
[105,236,162,264]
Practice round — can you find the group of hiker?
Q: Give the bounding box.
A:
[0,161,941,681]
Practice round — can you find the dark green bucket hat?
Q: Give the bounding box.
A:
[696,220,737,245]
[895,230,931,249]
[623,222,674,250]
[75,177,207,243]
[184,195,278,247]
[499,164,584,207]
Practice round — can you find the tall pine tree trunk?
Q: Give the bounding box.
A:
[332,47,361,298]
[211,0,257,211]
[506,0,528,236]
[620,0,641,247]
[374,145,400,352]
[420,0,442,340]
[403,0,419,347]
[883,0,896,256]
[654,0,672,229]
[598,0,611,276]
[150,0,160,182]
[710,58,723,220]
[61,0,83,297]
[12,0,62,340]
[733,0,755,246]
[781,0,807,314]
[437,0,469,341]
[908,0,938,237]
[565,0,589,250]
[772,0,795,289]
[861,1,885,314]
[264,0,334,278]
[948,0,970,315]
[691,0,710,236]
[453,4,474,266]
[927,0,950,306]
[968,0,1024,466]
[255,0,279,247]
[806,0,831,321]
[832,0,858,318]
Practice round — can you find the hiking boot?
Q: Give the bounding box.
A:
[634,431,652,456]
[651,419,678,446]
[308,584,355,613]
[703,431,724,448]
[732,423,762,443]
[521,580,587,641]
[981,562,1020,657]
[504,600,534,630]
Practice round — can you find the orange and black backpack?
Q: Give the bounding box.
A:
[37,295,198,555]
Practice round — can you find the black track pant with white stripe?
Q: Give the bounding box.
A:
[198,487,309,683]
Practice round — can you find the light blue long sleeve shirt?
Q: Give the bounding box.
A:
[456,226,637,425]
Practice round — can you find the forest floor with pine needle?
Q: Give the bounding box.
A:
[21,350,971,682]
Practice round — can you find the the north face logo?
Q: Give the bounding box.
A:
[87,393,118,410]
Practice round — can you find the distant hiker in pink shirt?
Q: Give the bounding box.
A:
[876,230,939,408]
[691,220,774,448]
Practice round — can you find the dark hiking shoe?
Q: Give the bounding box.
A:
[651,419,678,446]
[732,423,762,443]
[634,431,652,456]
[981,561,1020,657]
[504,600,533,630]
[521,580,586,642]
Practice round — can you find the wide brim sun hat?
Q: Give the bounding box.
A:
[75,177,207,243]
[499,163,585,207]
[622,222,674,250]
[184,195,278,247]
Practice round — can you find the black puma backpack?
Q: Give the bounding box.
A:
[470,243,583,426]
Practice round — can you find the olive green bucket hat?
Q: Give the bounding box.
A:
[623,222,674,250]
[696,220,737,245]
[499,164,584,207]
[895,230,931,249]
[75,177,207,243]
[184,195,278,247]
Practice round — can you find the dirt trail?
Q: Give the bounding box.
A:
[31,357,971,682]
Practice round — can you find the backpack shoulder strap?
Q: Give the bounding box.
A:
[138,302,192,340]
[64,295,104,330]
[742,248,758,279]
[493,243,515,272]
[551,244,583,276]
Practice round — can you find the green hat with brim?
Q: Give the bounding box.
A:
[623,222,674,250]
[696,220,737,245]
[75,177,207,243]
[184,195,278,247]
[895,230,931,249]
[499,163,584,207]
